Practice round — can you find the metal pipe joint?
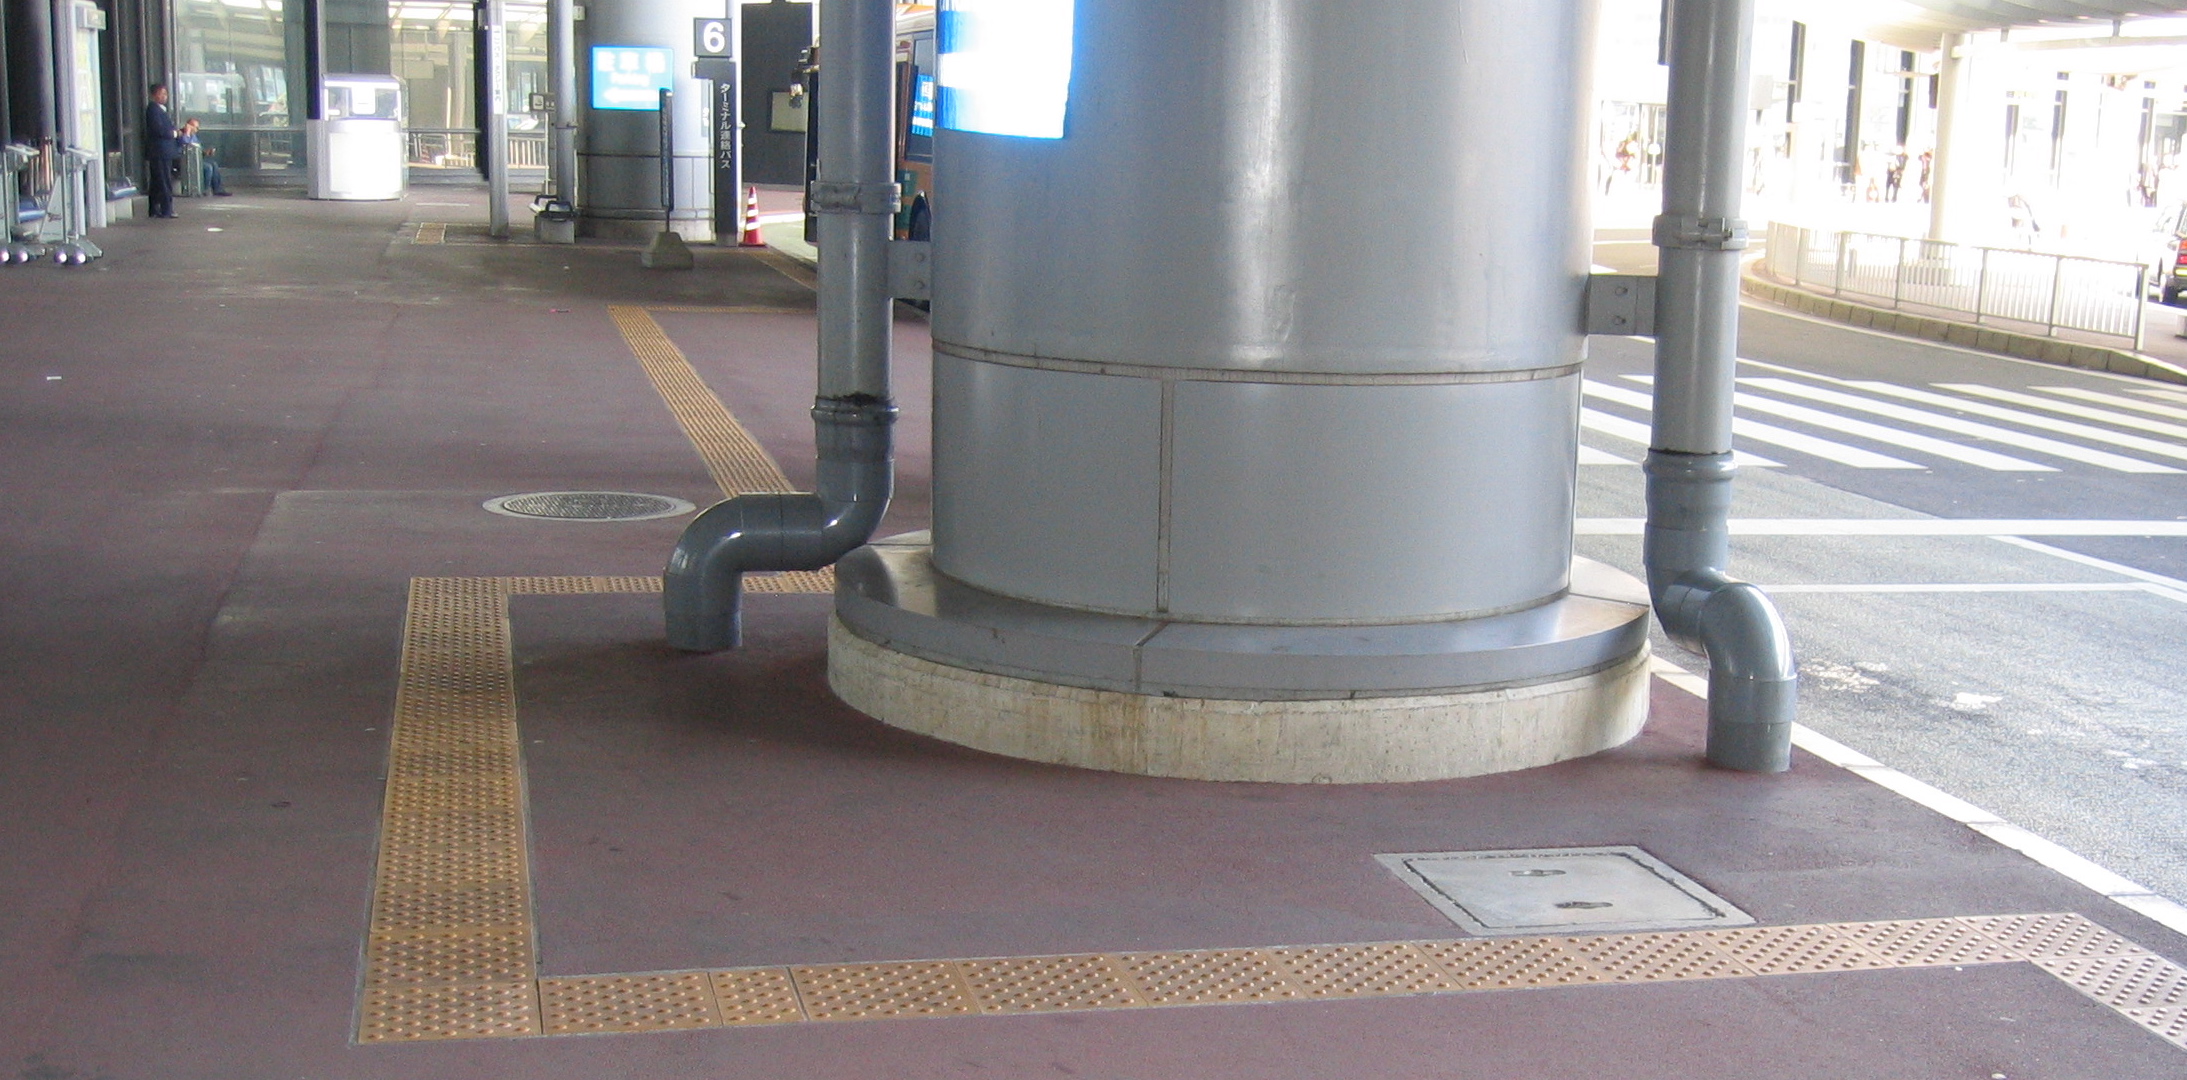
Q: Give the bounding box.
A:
[665,397,897,652]
[1643,451,1796,772]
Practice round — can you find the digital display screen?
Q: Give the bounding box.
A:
[936,0,1074,139]
[590,46,674,110]
[910,74,936,138]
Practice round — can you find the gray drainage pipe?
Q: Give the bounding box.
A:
[664,0,898,652]
[1647,0,1797,771]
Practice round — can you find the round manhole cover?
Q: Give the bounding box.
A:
[483,491,697,522]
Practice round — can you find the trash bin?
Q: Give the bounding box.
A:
[308,75,406,201]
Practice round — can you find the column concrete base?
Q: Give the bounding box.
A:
[829,616,1652,784]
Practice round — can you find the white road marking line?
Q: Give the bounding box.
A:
[1578,445,1633,465]
[2033,384,2187,424]
[1851,380,2187,464]
[1944,383,2187,441]
[1575,518,2187,536]
[1581,407,1783,467]
[1647,655,2187,937]
[415,201,469,207]
[1760,582,2153,594]
[1743,377,2181,473]
[1992,535,2187,603]
[1729,387,2054,471]
[1584,380,1921,469]
[2134,386,2187,405]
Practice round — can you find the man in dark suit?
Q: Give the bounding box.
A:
[143,83,179,219]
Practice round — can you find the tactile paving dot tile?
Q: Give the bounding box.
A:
[2037,954,2187,1010]
[366,930,533,986]
[1839,918,2023,967]
[540,972,721,1033]
[1562,932,1753,982]
[1414,937,1608,990]
[711,968,808,1025]
[2122,1006,2187,1047]
[382,776,521,816]
[359,981,537,1042]
[378,809,525,851]
[1966,912,2148,960]
[791,961,976,1020]
[371,883,531,933]
[1117,950,1303,1005]
[960,955,1142,1012]
[388,743,520,778]
[375,845,525,891]
[1701,924,1891,975]
[746,568,837,594]
[1266,943,1458,998]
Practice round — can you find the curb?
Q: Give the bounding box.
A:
[1741,272,2187,386]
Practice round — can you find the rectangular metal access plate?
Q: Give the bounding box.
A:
[1378,846,1755,936]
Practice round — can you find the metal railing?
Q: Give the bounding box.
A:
[1763,222,2148,350]
[405,129,548,171]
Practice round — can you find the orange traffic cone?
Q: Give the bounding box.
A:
[739,186,765,246]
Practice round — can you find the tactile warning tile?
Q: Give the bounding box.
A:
[370,882,531,934]
[711,967,808,1025]
[540,972,722,1033]
[1965,912,2148,960]
[791,961,977,1020]
[358,982,538,1042]
[367,929,535,986]
[1562,931,1754,983]
[961,955,1142,1012]
[412,222,447,245]
[611,305,799,499]
[747,568,837,593]
[1118,950,1303,1005]
[1701,923,1892,975]
[1839,918,2025,967]
[2037,953,2187,1011]
[2122,1006,2187,1047]
[1267,943,1458,998]
[1414,937,1608,990]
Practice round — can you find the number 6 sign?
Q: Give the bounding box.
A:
[694,17,730,58]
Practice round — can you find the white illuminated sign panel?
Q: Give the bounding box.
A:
[937,0,1074,139]
[590,46,674,110]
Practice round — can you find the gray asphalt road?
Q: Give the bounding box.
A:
[1574,290,2187,908]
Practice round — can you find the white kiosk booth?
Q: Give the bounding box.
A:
[309,75,406,201]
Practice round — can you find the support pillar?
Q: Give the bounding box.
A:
[577,0,717,241]
[1929,31,2002,244]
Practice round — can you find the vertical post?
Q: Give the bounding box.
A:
[1974,247,1990,325]
[712,75,739,244]
[483,0,509,237]
[1833,231,1846,295]
[1892,236,1906,308]
[1649,0,1798,773]
[659,86,674,230]
[2043,255,2064,338]
[547,0,578,209]
[2135,266,2149,351]
[812,0,894,402]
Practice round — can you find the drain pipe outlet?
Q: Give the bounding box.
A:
[665,398,895,651]
[1648,0,1796,771]
[663,0,898,652]
[1643,453,1796,772]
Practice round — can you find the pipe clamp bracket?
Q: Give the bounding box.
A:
[1653,213,1749,251]
[811,180,902,215]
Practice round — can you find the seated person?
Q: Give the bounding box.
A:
[178,119,232,196]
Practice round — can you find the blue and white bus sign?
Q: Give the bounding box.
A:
[591,46,674,111]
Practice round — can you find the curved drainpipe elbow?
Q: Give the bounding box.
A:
[665,397,896,652]
[1644,451,1798,772]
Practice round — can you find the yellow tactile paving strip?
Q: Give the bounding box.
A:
[354,574,2187,1047]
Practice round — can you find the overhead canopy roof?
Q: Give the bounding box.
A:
[1827,1,2187,47]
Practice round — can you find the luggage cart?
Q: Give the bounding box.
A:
[2,144,49,265]
[46,148,102,265]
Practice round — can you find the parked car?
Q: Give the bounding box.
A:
[2146,203,2187,306]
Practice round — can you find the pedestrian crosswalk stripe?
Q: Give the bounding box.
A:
[1941,383,2187,441]
[1585,381,1922,469]
[1578,445,1632,465]
[1580,406,1783,467]
[2026,385,2187,427]
[2134,386,2187,407]
[1731,388,2052,472]
[1743,378,2180,474]
[1849,381,2187,465]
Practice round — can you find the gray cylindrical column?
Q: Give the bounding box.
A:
[930,0,1597,624]
[548,0,579,204]
[1927,31,2001,245]
[578,0,717,241]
